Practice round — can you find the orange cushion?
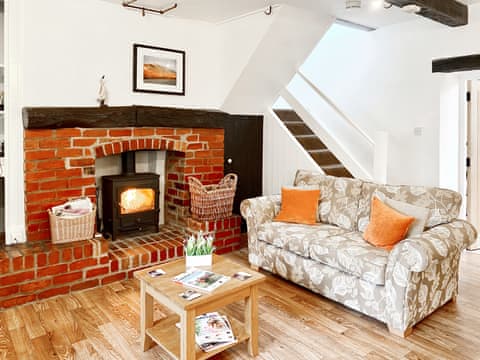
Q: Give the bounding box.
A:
[363,196,415,250]
[274,187,320,225]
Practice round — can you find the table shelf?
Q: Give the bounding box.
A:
[146,312,249,360]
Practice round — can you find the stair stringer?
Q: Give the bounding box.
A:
[281,88,373,181]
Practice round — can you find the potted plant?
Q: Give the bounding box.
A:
[184,231,215,267]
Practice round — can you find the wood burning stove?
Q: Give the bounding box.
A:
[102,152,160,240]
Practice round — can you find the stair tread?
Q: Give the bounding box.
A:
[283,121,304,125]
[308,149,330,154]
[321,164,346,169]
[295,134,318,139]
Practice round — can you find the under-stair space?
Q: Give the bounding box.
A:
[274,109,352,178]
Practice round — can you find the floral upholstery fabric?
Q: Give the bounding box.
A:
[240,170,477,334]
[309,231,389,286]
[255,241,387,323]
[258,222,347,258]
[357,182,462,233]
[385,219,476,331]
[294,170,363,231]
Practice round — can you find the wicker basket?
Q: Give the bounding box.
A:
[48,205,96,244]
[189,174,237,221]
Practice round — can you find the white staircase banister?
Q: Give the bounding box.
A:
[297,70,374,147]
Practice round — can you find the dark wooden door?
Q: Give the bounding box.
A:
[223,115,263,219]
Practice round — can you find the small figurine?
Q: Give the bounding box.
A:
[97,75,107,107]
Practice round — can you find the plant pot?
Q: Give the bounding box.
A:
[185,254,213,268]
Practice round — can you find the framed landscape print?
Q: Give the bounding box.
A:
[133,44,185,95]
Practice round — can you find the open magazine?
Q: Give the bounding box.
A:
[195,312,237,352]
[173,268,229,292]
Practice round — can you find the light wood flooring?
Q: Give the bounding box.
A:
[1,250,480,360]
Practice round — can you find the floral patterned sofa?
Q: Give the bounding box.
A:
[240,169,477,337]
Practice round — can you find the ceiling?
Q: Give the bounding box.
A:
[103,0,480,27]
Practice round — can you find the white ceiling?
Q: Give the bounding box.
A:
[102,0,480,27]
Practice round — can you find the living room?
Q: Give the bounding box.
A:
[1,0,480,359]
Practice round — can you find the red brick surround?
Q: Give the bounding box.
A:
[24,127,225,241]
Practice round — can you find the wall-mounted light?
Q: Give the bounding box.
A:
[401,4,422,14]
[346,0,361,10]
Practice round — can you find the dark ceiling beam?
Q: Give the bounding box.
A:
[386,0,468,27]
[432,54,480,73]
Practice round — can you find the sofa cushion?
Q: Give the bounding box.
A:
[363,196,415,251]
[257,222,349,258]
[294,170,363,231]
[309,231,389,286]
[274,187,320,225]
[357,182,462,232]
[382,194,430,237]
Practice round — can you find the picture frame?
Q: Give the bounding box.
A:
[133,44,185,95]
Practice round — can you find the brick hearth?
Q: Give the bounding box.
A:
[0,219,243,309]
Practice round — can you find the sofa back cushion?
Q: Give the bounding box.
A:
[294,170,363,231]
[357,182,462,232]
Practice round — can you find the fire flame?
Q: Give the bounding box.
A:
[120,188,155,214]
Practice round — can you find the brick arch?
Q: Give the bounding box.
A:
[93,138,189,159]
[24,127,225,241]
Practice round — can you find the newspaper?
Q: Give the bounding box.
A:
[51,197,94,218]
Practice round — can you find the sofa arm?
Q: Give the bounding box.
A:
[240,195,281,225]
[388,219,477,273]
[240,195,281,266]
[385,219,476,334]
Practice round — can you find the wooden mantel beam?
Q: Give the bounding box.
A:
[22,105,261,130]
[386,0,468,27]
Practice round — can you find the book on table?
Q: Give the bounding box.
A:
[173,268,230,292]
[195,312,237,352]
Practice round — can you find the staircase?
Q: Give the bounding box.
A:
[274,109,352,178]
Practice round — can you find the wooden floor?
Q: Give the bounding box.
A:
[1,250,480,360]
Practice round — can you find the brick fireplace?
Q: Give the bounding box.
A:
[24,126,225,241]
[0,107,249,309]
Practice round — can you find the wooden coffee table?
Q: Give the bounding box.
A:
[134,254,266,360]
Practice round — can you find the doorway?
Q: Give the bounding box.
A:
[466,79,480,250]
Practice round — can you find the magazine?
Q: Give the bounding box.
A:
[148,268,166,278]
[179,289,202,301]
[233,271,252,281]
[173,268,230,292]
[195,312,237,352]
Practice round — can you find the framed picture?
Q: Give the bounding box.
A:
[133,44,185,95]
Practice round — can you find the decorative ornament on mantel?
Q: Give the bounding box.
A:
[97,75,108,107]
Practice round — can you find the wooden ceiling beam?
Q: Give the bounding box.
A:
[432,54,480,73]
[386,0,468,27]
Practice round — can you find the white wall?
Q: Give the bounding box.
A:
[439,75,460,191]
[21,0,222,108]
[299,10,480,187]
[222,5,334,114]
[218,11,274,108]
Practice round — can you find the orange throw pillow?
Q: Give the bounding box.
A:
[274,187,320,225]
[363,196,415,250]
